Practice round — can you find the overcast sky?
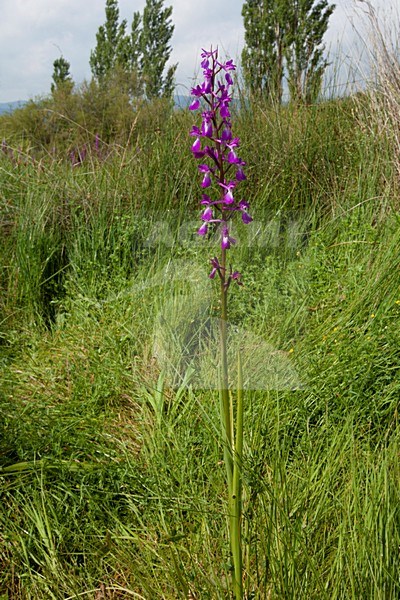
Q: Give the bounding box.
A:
[0,0,395,103]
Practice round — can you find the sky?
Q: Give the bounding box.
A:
[0,0,395,103]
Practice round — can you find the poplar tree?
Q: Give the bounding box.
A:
[89,0,129,80]
[139,0,177,99]
[89,0,177,100]
[129,11,142,71]
[242,0,287,102]
[285,0,335,103]
[241,0,335,103]
[51,57,73,94]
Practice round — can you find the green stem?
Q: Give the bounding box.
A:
[219,246,233,490]
[230,350,244,599]
[219,246,243,599]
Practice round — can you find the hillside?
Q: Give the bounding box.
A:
[0,84,399,598]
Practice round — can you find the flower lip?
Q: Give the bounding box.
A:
[239,199,253,223]
[201,119,213,138]
[221,226,236,249]
[201,207,213,221]
[201,173,212,188]
[191,138,201,153]
[198,222,208,236]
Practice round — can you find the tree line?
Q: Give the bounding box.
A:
[242,0,335,104]
[52,0,335,105]
[52,0,176,102]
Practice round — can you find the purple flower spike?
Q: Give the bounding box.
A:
[189,46,251,282]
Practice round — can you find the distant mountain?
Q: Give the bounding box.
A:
[0,101,26,115]
[0,98,189,115]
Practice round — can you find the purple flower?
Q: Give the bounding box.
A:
[231,271,242,284]
[221,226,236,249]
[201,117,213,138]
[189,98,200,111]
[191,137,205,159]
[191,138,201,153]
[198,164,212,188]
[201,206,213,221]
[191,81,212,96]
[201,48,218,60]
[226,138,240,151]
[228,149,239,164]
[220,104,231,119]
[190,125,202,137]
[204,146,219,165]
[202,173,211,188]
[209,256,224,279]
[200,193,212,205]
[219,181,236,205]
[239,200,253,224]
[220,127,232,143]
[198,222,208,236]
[218,58,235,71]
[236,168,246,182]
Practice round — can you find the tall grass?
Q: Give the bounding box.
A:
[0,72,399,598]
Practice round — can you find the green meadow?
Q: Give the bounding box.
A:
[0,73,400,597]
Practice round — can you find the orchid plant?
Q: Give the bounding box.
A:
[190,47,252,599]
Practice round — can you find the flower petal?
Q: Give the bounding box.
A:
[189,98,200,110]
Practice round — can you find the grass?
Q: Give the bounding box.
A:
[0,84,400,598]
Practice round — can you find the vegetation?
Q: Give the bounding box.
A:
[242,0,335,103]
[89,0,133,81]
[90,0,177,100]
[1,20,400,599]
[51,57,73,95]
